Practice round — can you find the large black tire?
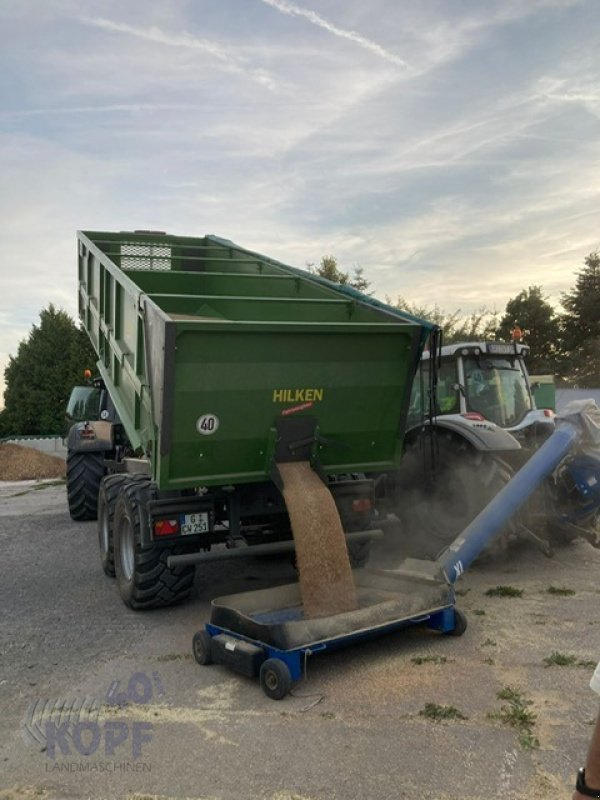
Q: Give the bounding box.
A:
[113,479,196,610]
[394,433,513,560]
[66,451,105,521]
[97,474,129,577]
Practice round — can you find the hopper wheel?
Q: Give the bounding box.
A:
[260,658,292,700]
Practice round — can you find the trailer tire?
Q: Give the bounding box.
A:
[97,474,129,577]
[67,451,105,521]
[113,479,196,610]
[260,659,292,700]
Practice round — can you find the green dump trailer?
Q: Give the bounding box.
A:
[67,229,435,609]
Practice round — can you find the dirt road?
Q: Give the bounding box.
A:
[1,480,599,799]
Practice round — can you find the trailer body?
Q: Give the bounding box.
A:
[77,231,431,490]
[69,230,436,609]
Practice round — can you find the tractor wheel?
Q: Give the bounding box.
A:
[113,479,196,610]
[66,451,105,521]
[260,658,292,700]
[394,432,513,560]
[97,474,129,577]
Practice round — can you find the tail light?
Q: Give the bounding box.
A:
[543,409,555,417]
[154,519,180,537]
[351,498,372,513]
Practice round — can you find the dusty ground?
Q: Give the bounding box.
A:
[1,480,599,800]
[0,444,66,481]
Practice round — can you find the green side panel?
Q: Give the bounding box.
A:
[77,229,437,487]
[156,323,418,489]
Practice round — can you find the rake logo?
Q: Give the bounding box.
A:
[21,696,102,750]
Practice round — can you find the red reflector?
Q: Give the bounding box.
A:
[154,519,180,536]
[543,409,555,417]
[351,498,372,513]
[462,412,486,421]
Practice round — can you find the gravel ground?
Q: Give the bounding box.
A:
[1,481,599,800]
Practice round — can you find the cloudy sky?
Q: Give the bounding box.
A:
[1,0,600,401]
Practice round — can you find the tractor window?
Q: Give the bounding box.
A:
[436,361,460,414]
[66,386,101,422]
[463,356,532,427]
[407,359,459,426]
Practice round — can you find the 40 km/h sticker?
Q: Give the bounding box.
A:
[196,414,220,436]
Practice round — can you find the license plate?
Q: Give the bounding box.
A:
[180,512,210,535]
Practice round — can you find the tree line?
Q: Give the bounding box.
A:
[0,251,598,436]
[311,252,600,384]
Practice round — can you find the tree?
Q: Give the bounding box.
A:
[389,296,498,343]
[560,252,600,387]
[0,305,97,435]
[308,255,371,293]
[495,286,561,374]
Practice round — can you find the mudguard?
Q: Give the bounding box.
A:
[406,415,521,453]
[67,420,114,452]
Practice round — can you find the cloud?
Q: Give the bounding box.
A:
[79,16,280,90]
[259,0,408,68]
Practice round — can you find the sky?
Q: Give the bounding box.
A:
[1,0,600,403]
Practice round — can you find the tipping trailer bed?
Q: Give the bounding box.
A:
[77,230,434,490]
[70,230,437,610]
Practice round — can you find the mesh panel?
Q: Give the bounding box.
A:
[120,242,171,271]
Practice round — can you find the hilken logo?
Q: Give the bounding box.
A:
[272,388,324,403]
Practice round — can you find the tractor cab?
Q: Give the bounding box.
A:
[408,341,555,449]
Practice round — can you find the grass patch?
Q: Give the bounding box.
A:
[483,657,495,665]
[485,585,523,598]
[482,638,497,647]
[473,609,486,616]
[32,479,66,489]
[411,655,448,666]
[420,703,467,722]
[547,585,576,596]
[455,588,471,597]
[489,686,538,750]
[544,651,596,668]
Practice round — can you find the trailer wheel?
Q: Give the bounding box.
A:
[113,480,196,610]
[97,474,128,577]
[192,630,213,666]
[66,451,105,521]
[447,609,467,637]
[260,659,292,700]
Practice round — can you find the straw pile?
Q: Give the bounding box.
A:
[0,443,66,481]
[279,461,357,618]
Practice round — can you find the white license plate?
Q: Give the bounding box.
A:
[180,512,210,535]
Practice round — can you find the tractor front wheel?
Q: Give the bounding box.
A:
[66,451,105,521]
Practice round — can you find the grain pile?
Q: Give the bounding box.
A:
[278,461,357,618]
[0,443,66,481]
